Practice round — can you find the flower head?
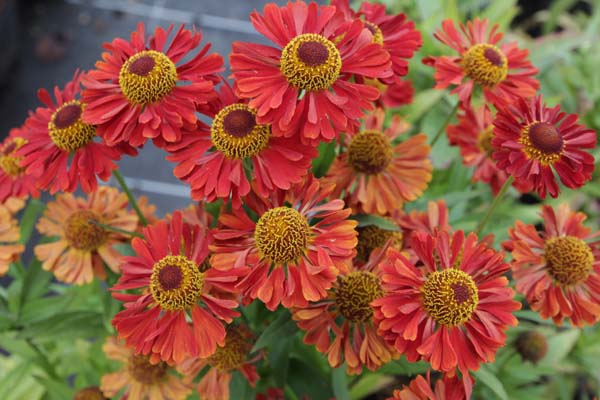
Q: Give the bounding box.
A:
[373,230,520,375]
[389,370,471,400]
[325,109,432,215]
[231,1,392,144]
[424,18,538,107]
[493,95,596,198]
[0,200,25,276]
[504,204,600,327]
[82,23,223,147]
[211,176,357,310]
[73,386,107,400]
[395,200,452,244]
[0,128,39,203]
[35,187,138,284]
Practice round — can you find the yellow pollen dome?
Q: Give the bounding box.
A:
[207,327,249,371]
[347,130,393,175]
[335,271,384,323]
[462,43,508,87]
[119,50,177,105]
[73,387,107,400]
[48,101,96,152]
[149,255,205,311]
[254,207,312,265]
[211,103,270,159]
[64,210,108,251]
[280,33,342,92]
[364,21,384,45]
[0,137,27,177]
[544,236,593,286]
[477,125,494,156]
[356,225,403,262]
[421,269,479,327]
[520,121,564,165]
[128,355,167,384]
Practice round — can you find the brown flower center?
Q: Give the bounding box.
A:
[48,100,96,152]
[211,103,270,159]
[73,386,107,400]
[347,130,393,174]
[477,125,494,156]
[207,327,250,371]
[421,269,479,327]
[335,271,384,323]
[462,44,508,87]
[119,50,177,105]
[528,122,563,154]
[515,330,548,364]
[356,225,403,262]
[149,255,205,311]
[254,207,312,265]
[544,236,593,286]
[128,355,167,384]
[0,137,27,177]
[64,210,108,251]
[280,33,342,92]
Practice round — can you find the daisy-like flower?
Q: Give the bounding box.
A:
[178,324,260,400]
[0,128,39,203]
[34,187,138,285]
[325,108,432,215]
[388,370,470,400]
[82,23,222,147]
[211,176,358,310]
[230,0,392,144]
[395,200,451,242]
[504,204,600,327]
[493,95,596,198]
[424,18,539,107]
[355,221,403,264]
[166,82,316,209]
[373,230,520,375]
[100,336,191,400]
[112,211,247,364]
[73,387,107,400]
[18,71,122,194]
[292,250,396,374]
[0,200,25,276]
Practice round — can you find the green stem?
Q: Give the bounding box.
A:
[430,101,459,147]
[112,170,148,226]
[26,338,59,380]
[89,220,144,239]
[475,176,514,235]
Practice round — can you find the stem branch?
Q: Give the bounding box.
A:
[475,176,514,235]
[112,170,148,226]
[430,101,459,147]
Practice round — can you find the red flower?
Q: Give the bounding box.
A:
[424,18,538,107]
[166,82,316,209]
[493,95,596,198]
[504,204,600,327]
[230,1,392,145]
[0,128,39,203]
[112,211,247,364]
[395,200,451,242]
[82,23,223,147]
[373,230,520,375]
[211,176,357,310]
[18,72,121,194]
[389,370,471,400]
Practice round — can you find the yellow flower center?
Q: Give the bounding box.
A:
[347,130,393,175]
[280,33,342,92]
[207,327,249,371]
[73,387,107,400]
[149,255,205,311]
[515,330,547,364]
[364,21,384,45]
[421,269,479,327]
[64,210,108,251]
[477,125,494,156]
[356,225,403,262]
[211,103,270,159]
[519,122,564,165]
[0,137,27,177]
[128,355,167,384]
[254,207,311,265]
[119,50,177,105]
[462,44,508,87]
[335,271,384,323]
[544,236,593,286]
[48,101,96,152]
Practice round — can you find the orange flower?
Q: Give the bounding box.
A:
[395,200,451,245]
[0,199,25,276]
[100,336,191,400]
[325,109,432,216]
[389,370,471,400]
[35,187,138,284]
[504,204,600,326]
[0,127,39,203]
[73,387,107,400]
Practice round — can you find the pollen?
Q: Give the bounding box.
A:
[128,354,167,384]
[0,137,27,177]
[347,130,393,175]
[149,255,204,311]
[544,236,593,286]
[254,207,312,265]
[335,271,384,323]
[356,225,403,262]
[73,386,107,400]
[477,125,494,156]
[462,44,508,87]
[280,33,342,92]
[421,269,479,327]
[364,21,384,45]
[211,103,270,159]
[207,327,250,371]
[63,210,108,251]
[519,122,564,165]
[119,50,177,105]
[48,101,96,152]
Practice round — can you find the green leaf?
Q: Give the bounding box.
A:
[312,140,336,178]
[230,371,251,400]
[34,376,74,400]
[269,335,292,387]
[351,214,399,231]
[474,365,509,400]
[542,329,580,365]
[18,311,107,341]
[19,292,76,324]
[251,310,297,353]
[18,199,44,245]
[350,373,394,400]
[332,367,350,400]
